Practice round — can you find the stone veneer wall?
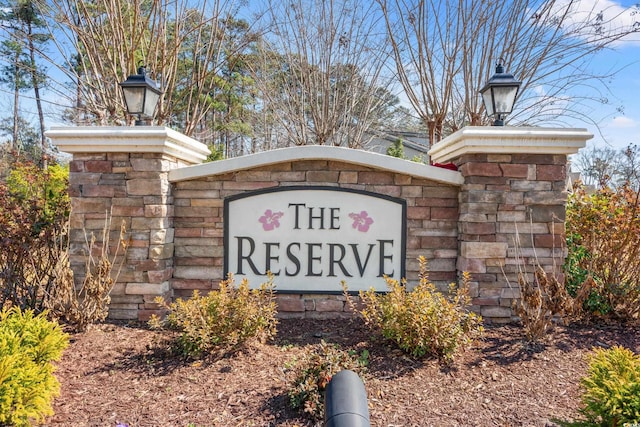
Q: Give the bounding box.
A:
[171,159,459,319]
[430,127,591,322]
[48,127,210,321]
[67,152,183,320]
[49,126,591,323]
[454,153,568,321]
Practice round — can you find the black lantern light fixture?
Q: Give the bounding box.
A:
[119,65,161,125]
[480,61,522,126]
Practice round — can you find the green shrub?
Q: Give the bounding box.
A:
[347,256,483,363]
[567,346,640,426]
[6,162,70,224]
[287,341,368,421]
[150,274,278,358]
[386,138,405,159]
[565,184,640,321]
[0,307,69,426]
[565,232,612,317]
[0,161,70,313]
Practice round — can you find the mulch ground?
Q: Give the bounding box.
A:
[46,317,640,427]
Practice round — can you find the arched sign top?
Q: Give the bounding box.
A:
[170,145,464,186]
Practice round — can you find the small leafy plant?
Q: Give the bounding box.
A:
[347,256,483,364]
[560,346,640,427]
[287,340,368,421]
[150,274,278,358]
[0,307,69,426]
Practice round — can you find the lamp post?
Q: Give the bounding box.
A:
[480,62,521,126]
[119,66,161,126]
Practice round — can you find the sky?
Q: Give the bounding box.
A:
[581,43,640,151]
[0,0,639,153]
[558,0,640,151]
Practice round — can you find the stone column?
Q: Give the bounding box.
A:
[429,127,591,323]
[47,127,210,321]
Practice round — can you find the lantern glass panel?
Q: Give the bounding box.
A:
[122,86,145,115]
[143,89,160,117]
[481,88,495,116]
[492,86,519,115]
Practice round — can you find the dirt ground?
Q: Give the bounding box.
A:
[46,317,640,427]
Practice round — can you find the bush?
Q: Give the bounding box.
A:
[287,341,368,421]
[0,307,69,426]
[6,162,70,224]
[150,274,278,358]
[46,216,129,332]
[564,346,640,427]
[0,160,125,332]
[347,256,483,364]
[565,183,640,321]
[565,233,612,317]
[0,162,70,312]
[512,266,574,342]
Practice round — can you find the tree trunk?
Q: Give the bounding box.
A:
[26,20,47,169]
[12,59,19,152]
[427,120,436,149]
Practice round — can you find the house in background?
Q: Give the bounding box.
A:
[364,130,430,161]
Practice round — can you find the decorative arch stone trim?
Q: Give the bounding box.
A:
[169,145,464,186]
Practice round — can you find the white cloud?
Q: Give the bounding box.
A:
[553,0,640,46]
[586,115,639,150]
[609,115,638,128]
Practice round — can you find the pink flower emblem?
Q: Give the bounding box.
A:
[259,209,284,231]
[349,211,374,232]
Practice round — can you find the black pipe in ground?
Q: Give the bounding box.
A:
[324,370,370,427]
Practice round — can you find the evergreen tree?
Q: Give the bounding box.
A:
[0,18,31,151]
[0,0,50,166]
[386,139,405,159]
[0,116,41,164]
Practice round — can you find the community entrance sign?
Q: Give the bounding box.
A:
[49,126,591,321]
[224,186,407,292]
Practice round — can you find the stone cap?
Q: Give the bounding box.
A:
[428,126,593,164]
[168,144,465,185]
[46,126,210,165]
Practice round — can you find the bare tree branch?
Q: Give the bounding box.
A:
[377,0,640,146]
[255,0,396,148]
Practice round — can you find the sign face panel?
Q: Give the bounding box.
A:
[224,186,406,292]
